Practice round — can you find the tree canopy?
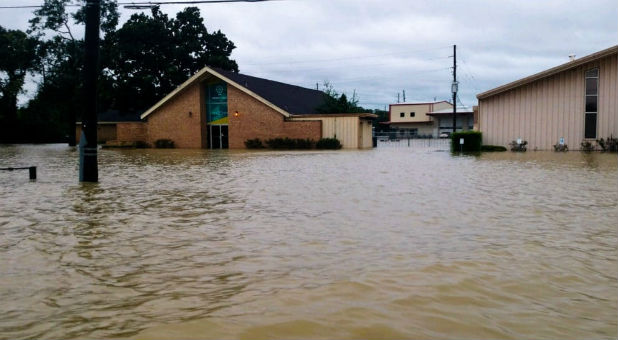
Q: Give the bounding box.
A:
[316,82,366,114]
[2,0,239,143]
[100,6,238,112]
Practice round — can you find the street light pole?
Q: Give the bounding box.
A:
[79,0,100,182]
[452,44,457,134]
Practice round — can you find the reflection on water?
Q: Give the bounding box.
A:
[0,144,616,339]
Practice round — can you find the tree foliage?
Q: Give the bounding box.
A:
[3,0,239,143]
[316,82,365,114]
[0,26,39,142]
[100,6,238,112]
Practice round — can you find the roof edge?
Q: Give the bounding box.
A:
[140,66,292,119]
[289,113,378,118]
[477,45,618,100]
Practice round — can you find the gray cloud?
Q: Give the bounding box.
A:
[3,0,616,109]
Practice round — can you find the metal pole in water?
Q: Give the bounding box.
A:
[79,0,101,182]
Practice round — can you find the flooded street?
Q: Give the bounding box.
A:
[1,144,616,339]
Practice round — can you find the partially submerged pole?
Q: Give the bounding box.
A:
[79,0,101,182]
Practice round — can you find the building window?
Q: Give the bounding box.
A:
[410,112,415,117]
[584,68,598,139]
[400,112,405,117]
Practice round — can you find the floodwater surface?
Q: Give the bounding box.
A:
[0,144,616,339]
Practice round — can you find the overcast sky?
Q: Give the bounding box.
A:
[2,0,617,110]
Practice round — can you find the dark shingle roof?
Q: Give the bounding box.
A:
[98,110,143,122]
[212,68,326,115]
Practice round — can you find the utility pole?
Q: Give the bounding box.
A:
[403,90,406,103]
[79,0,100,182]
[452,44,458,133]
[397,93,400,103]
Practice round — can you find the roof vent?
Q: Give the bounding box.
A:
[569,54,576,61]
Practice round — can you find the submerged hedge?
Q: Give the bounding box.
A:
[480,145,507,152]
[451,131,482,152]
[316,138,342,149]
[245,137,342,150]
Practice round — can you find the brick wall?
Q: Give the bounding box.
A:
[145,82,204,148]
[75,124,116,144]
[116,122,147,143]
[227,86,321,148]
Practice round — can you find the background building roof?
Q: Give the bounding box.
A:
[427,106,474,116]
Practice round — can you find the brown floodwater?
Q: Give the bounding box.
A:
[0,144,616,339]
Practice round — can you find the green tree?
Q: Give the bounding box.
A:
[27,0,119,144]
[100,6,238,112]
[0,26,39,142]
[316,81,365,114]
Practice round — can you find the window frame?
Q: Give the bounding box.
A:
[584,68,599,139]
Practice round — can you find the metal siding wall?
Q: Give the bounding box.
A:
[479,54,617,150]
[297,117,360,148]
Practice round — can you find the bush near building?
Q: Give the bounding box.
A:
[480,145,507,152]
[451,131,482,152]
[244,138,264,149]
[316,138,342,149]
[265,137,314,149]
[154,139,175,148]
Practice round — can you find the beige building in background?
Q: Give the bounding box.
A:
[477,45,618,150]
[386,101,453,137]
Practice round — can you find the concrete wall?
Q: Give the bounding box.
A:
[145,82,204,148]
[227,86,322,148]
[479,53,618,150]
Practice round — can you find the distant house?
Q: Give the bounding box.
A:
[477,45,618,150]
[81,67,376,149]
[384,101,473,138]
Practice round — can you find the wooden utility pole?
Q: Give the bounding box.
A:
[452,44,457,133]
[79,0,100,182]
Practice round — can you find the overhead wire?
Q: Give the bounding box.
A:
[0,0,280,9]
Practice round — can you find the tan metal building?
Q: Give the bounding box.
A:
[385,101,453,137]
[477,45,618,150]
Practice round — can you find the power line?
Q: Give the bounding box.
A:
[0,0,279,9]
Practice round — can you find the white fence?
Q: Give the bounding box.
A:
[375,136,451,151]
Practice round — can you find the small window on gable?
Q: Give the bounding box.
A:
[400,112,405,117]
[410,112,415,117]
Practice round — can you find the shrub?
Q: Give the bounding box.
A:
[553,143,568,152]
[580,140,595,152]
[135,141,149,148]
[244,138,264,149]
[509,140,527,152]
[154,139,175,148]
[294,138,314,149]
[480,145,507,152]
[316,137,342,149]
[265,137,296,149]
[597,136,618,152]
[451,131,482,152]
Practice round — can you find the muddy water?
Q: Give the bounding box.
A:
[0,144,616,339]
